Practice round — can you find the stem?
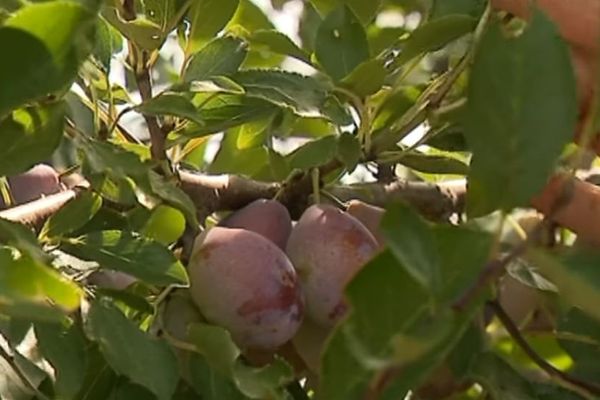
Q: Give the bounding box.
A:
[132,50,166,162]
[489,300,600,399]
[311,168,321,204]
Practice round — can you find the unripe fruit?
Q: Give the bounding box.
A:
[219,199,292,249]
[286,204,379,327]
[188,227,303,350]
[346,200,386,247]
[0,164,62,208]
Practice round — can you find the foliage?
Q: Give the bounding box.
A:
[0,0,598,399]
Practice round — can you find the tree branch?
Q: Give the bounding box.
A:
[489,300,600,399]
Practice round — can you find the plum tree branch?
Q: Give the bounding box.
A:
[489,300,600,399]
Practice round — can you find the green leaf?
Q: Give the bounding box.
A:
[40,191,102,239]
[315,6,369,81]
[208,130,270,178]
[135,92,205,125]
[336,133,362,171]
[0,103,65,176]
[248,29,312,64]
[148,170,199,226]
[288,135,337,170]
[391,15,476,68]
[188,322,241,375]
[380,203,440,293]
[0,1,96,115]
[527,248,600,322]
[233,69,350,124]
[0,218,46,261]
[142,205,186,245]
[431,0,486,19]
[93,16,123,71]
[379,151,469,175]
[188,354,248,400]
[183,36,248,82]
[145,0,188,33]
[185,0,239,55]
[34,321,87,399]
[232,358,294,399]
[102,7,163,50]
[85,299,179,400]
[188,76,245,95]
[465,11,577,216]
[176,96,278,140]
[469,352,538,399]
[0,246,82,313]
[60,230,189,286]
[236,117,272,149]
[557,308,600,380]
[310,0,381,26]
[340,59,386,97]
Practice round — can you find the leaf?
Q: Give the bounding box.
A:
[102,7,164,50]
[232,69,351,124]
[288,135,337,170]
[232,358,295,399]
[310,0,381,26]
[469,352,538,399]
[188,322,241,375]
[183,36,248,82]
[464,11,577,216]
[188,354,248,400]
[431,0,486,19]
[379,203,441,293]
[336,133,362,171]
[142,205,186,245]
[34,321,87,399]
[527,248,600,322]
[135,92,204,125]
[236,117,272,149]
[208,130,270,178]
[557,308,600,380]
[188,76,245,94]
[85,299,179,400]
[176,96,278,140]
[248,29,311,64]
[148,170,199,226]
[93,16,123,71]
[0,218,46,261]
[185,0,239,55]
[340,59,386,97]
[60,230,189,286]
[380,151,469,175]
[145,0,188,33]
[0,103,65,176]
[40,191,102,239]
[0,1,96,115]
[0,246,82,313]
[391,15,477,68]
[315,5,369,81]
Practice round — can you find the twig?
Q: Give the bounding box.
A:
[0,345,52,400]
[489,300,600,399]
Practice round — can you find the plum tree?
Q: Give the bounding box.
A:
[0,164,63,208]
[188,227,304,350]
[219,198,292,249]
[346,200,386,247]
[286,204,379,327]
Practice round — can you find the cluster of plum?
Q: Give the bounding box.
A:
[186,198,385,371]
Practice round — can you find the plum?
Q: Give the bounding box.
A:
[286,204,379,327]
[346,200,386,247]
[219,199,292,249]
[188,227,303,350]
[0,164,63,208]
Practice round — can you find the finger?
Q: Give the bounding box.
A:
[491,0,600,53]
